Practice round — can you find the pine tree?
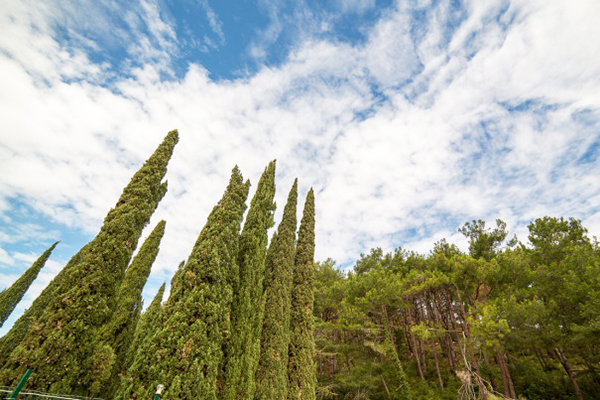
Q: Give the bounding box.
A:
[0,242,58,328]
[222,161,276,400]
[255,179,298,400]
[0,130,178,393]
[288,188,316,400]
[118,166,250,400]
[89,220,166,396]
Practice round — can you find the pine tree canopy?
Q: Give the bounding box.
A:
[118,166,250,400]
[0,242,58,328]
[89,220,167,396]
[0,130,178,394]
[288,188,316,400]
[255,179,298,400]
[223,160,276,400]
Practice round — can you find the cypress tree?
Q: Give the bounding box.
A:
[0,130,178,393]
[222,161,276,400]
[89,220,167,396]
[127,282,166,368]
[0,242,58,328]
[288,188,316,400]
[0,242,90,367]
[255,179,298,400]
[118,166,250,400]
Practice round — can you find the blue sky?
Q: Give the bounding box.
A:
[1,0,600,334]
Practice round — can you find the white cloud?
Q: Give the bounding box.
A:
[0,0,599,310]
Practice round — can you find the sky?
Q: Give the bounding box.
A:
[1,0,600,335]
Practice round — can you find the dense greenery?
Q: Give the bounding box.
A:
[127,282,166,370]
[0,242,92,367]
[0,242,58,327]
[289,188,317,400]
[119,166,250,400]
[255,179,298,400]
[91,220,167,396]
[0,130,178,393]
[223,161,276,400]
[312,217,600,400]
[1,133,598,400]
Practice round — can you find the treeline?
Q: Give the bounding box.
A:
[313,219,600,400]
[0,130,318,400]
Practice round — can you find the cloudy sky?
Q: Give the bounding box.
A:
[1,0,600,334]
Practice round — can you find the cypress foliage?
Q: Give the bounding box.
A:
[90,220,167,396]
[0,242,58,328]
[0,130,178,393]
[288,188,317,400]
[255,179,298,400]
[127,282,166,368]
[118,166,250,400]
[0,243,90,367]
[222,161,276,400]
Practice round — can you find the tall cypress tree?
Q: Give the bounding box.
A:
[89,220,167,396]
[223,161,276,400]
[118,166,250,400]
[288,188,316,400]
[0,130,178,393]
[255,179,298,400]
[0,242,91,367]
[127,282,166,368]
[0,242,58,328]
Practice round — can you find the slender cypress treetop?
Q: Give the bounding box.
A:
[89,220,167,396]
[127,282,166,368]
[255,179,298,400]
[288,188,316,400]
[223,161,277,400]
[0,130,178,393]
[0,242,58,328]
[118,166,250,400]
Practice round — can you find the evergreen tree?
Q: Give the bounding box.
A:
[128,282,166,367]
[223,161,276,400]
[0,242,58,328]
[0,130,178,393]
[288,188,317,400]
[0,242,90,367]
[121,282,166,392]
[118,166,250,400]
[255,179,298,400]
[89,220,167,396]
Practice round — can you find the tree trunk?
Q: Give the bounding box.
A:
[406,306,425,381]
[554,347,584,400]
[482,348,497,392]
[497,351,511,398]
[432,344,444,389]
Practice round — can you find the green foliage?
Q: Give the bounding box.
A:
[0,242,58,327]
[255,179,298,400]
[0,242,91,367]
[459,219,509,261]
[222,161,276,400]
[313,216,600,400]
[288,188,317,400]
[0,130,178,394]
[127,282,165,369]
[90,220,166,396]
[118,166,250,400]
